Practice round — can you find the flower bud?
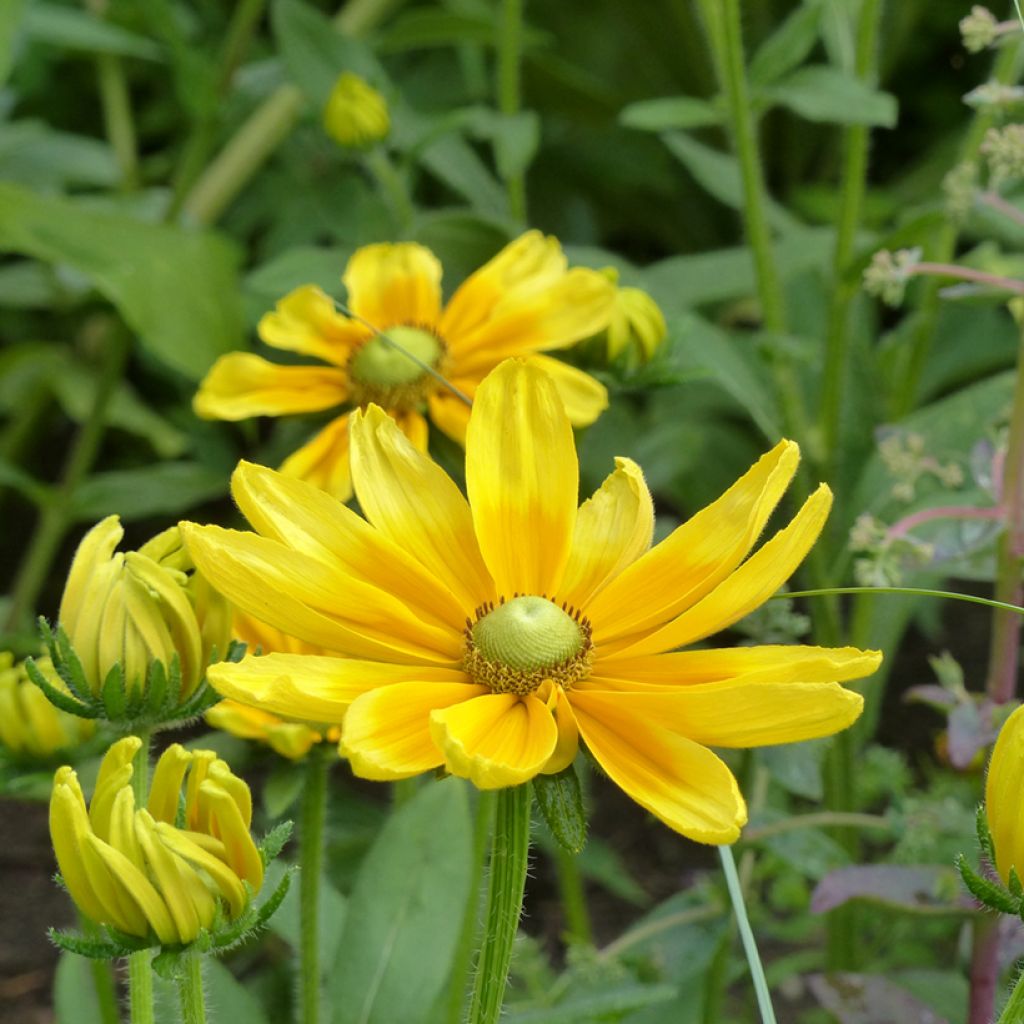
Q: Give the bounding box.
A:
[323,72,390,148]
[985,704,1024,885]
[49,737,263,946]
[57,517,229,712]
[600,269,666,363]
[0,653,94,760]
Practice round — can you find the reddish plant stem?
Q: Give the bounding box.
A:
[887,505,1003,539]
[979,191,1024,231]
[910,262,1024,296]
[969,917,1001,1024]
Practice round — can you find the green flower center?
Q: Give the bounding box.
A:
[349,326,442,388]
[464,596,594,695]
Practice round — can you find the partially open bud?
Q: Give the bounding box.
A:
[601,270,667,363]
[49,738,267,949]
[323,72,390,148]
[0,653,94,761]
[986,704,1024,886]
[38,517,233,726]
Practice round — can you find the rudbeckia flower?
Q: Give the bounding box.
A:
[183,360,881,844]
[193,232,615,499]
[985,703,1024,884]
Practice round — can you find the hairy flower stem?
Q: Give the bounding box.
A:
[553,847,592,946]
[445,790,496,1024]
[3,328,127,634]
[969,916,1001,1024]
[80,916,120,1024]
[299,746,328,1024]
[820,0,883,480]
[177,949,208,1024]
[468,784,531,1024]
[182,0,403,226]
[130,729,154,1024]
[719,845,777,1024]
[996,956,1024,1024]
[497,0,526,222]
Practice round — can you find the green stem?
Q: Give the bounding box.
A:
[996,960,1024,1024]
[553,846,591,946]
[468,784,532,1024]
[182,0,402,226]
[299,746,329,1024]
[446,789,496,1024]
[496,0,526,222]
[819,0,883,476]
[782,586,1024,616]
[130,729,153,1024]
[366,149,415,233]
[4,330,127,634]
[718,845,777,1024]
[177,949,207,1024]
[80,915,120,1024]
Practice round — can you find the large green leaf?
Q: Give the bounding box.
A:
[54,951,106,1024]
[748,0,823,85]
[24,2,161,60]
[767,65,898,127]
[329,778,472,1024]
[619,96,721,132]
[0,183,243,379]
[0,122,118,190]
[70,463,229,520]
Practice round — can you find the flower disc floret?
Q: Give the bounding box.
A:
[464,596,594,696]
[347,325,444,410]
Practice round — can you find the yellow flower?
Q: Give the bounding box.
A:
[604,270,667,362]
[50,737,262,945]
[58,518,230,702]
[985,703,1024,883]
[183,360,880,844]
[0,653,94,759]
[193,232,616,499]
[323,72,390,147]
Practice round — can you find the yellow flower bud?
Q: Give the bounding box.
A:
[986,704,1024,884]
[323,72,390,148]
[600,269,666,362]
[58,517,219,703]
[0,653,94,759]
[49,737,262,946]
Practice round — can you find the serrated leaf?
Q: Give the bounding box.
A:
[534,765,587,854]
[956,855,1018,915]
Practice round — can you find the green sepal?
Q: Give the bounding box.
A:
[101,665,127,719]
[49,927,136,960]
[1009,866,1023,902]
[224,639,247,663]
[533,764,588,854]
[956,853,1020,914]
[146,659,169,716]
[151,947,185,981]
[259,820,294,865]
[41,620,92,704]
[24,656,97,719]
[977,805,997,865]
[209,867,295,952]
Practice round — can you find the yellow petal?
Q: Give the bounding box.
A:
[148,743,192,825]
[199,781,264,890]
[394,408,429,451]
[609,484,832,658]
[135,810,203,944]
[427,385,475,445]
[258,284,368,366]
[538,682,579,775]
[207,760,253,829]
[90,737,142,842]
[279,412,353,501]
[232,459,467,632]
[181,523,461,664]
[525,356,608,427]
[558,457,653,609]
[465,360,578,597]
[107,788,144,872]
[207,652,464,723]
[430,693,558,789]
[156,822,248,919]
[349,405,495,610]
[986,703,1024,882]
[233,609,320,655]
[342,242,442,329]
[570,699,746,844]
[50,772,108,923]
[451,269,615,372]
[59,516,123,641]
[572,680,863,748]
[439,231,566,340]
[592,645,883,686]
[588,440,801,644]
[341,681,485,780]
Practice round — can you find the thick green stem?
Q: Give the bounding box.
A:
[446,790,496,1024]
[299,746,328,1024]
[819,0,883,476]
[496,0,526,222]
[182,0,402,226]
[4,330,127,633]
[177,949,207,1024]
[996,958,1024,1024]
[130,729,153,1024]
[468,785,532,1024]
[718,845,777,1024]
[96,54,138,191]
[553,847,591,946]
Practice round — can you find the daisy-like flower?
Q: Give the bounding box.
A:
[193,232,615,499]
[183,361,880,844]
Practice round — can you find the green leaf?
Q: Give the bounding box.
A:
[766,65,898,127]
[418,133,509,219]
[71,463,230,521]
[748,1,823,86]
[491,111,540,182]
[377,9,548,52]
[619,96,721,132]
[329,779,473,1024]
[24,3,162,60]
[54,951,110,1024]
[533,765,587,853]
[660,132,801,234]
[0,183,243,380]
[0,122,118,190]
[245,246,351,307]
[203,960,271,1024]
[263,761,306,818]
[0,0,28,87]
[504,984,678,1023]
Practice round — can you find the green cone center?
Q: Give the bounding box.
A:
[471,596,584,672]
[349,326,441,388]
